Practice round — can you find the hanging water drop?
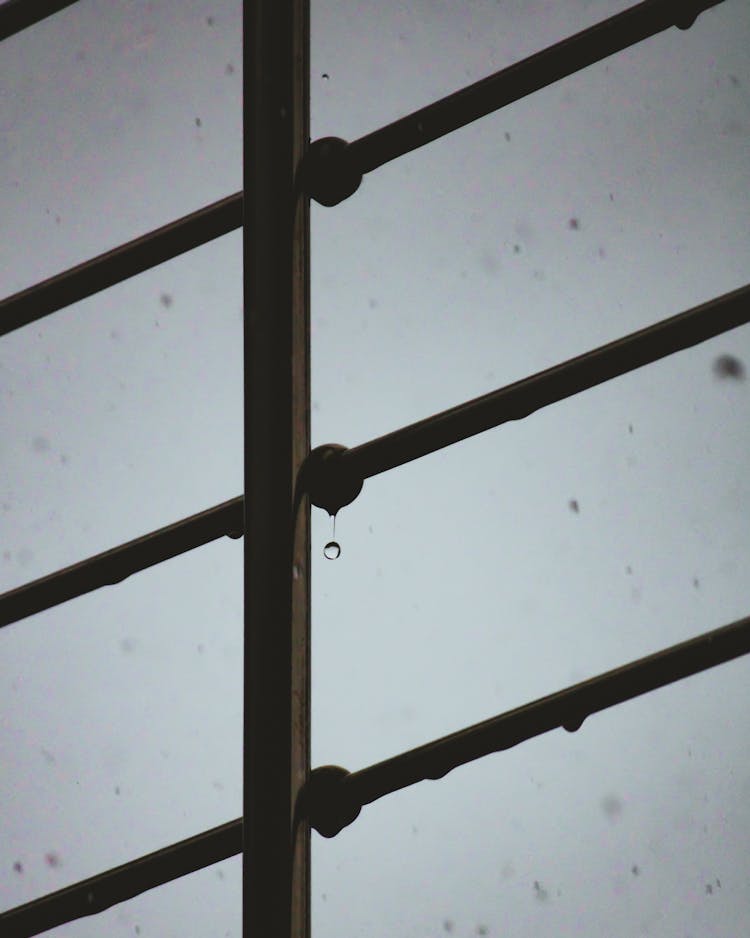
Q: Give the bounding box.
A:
[323,512,340,559]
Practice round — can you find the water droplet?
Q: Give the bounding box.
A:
[563,714,585,732]
[324,541,340,560]
[323,513,341,558]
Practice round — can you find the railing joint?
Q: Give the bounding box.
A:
[300,444,364,516]
[299,137,362,207]
[303,765,360,838]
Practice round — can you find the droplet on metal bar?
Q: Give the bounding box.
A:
[563,714,586,732]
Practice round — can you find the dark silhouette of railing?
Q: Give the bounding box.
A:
[0,193,242,338]
[0,821,242,938]
[4,280,748,631]
[304,615,750,836]
[0,1,743,935]
[304,283,750,514]
[0,497,243,629]
[0,0,81,41]
[301,0,725,205]
[5,611,749,936]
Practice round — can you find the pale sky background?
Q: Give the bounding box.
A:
[1,1,749,936]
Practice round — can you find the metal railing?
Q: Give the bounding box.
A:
[0,1,743,935]
[0,821,242,938]
[0,194,243,338]
[305,614,750,837]
[301,0,725,205]
[0,0,82,41]
[305,283,750,513]
[0,497,243,629]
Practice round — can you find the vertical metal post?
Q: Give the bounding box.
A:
[243,2,310,937]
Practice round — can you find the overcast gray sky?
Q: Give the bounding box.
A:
[1,1,749,936]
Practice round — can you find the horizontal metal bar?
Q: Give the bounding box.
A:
[306,613,750,837]
[0,0,81,41]
[0,496,243,630]
[339,281,750,485]
[352,0,724,173]
[0,193,243,338]
[0,818,242,938]
[302,0,724,204]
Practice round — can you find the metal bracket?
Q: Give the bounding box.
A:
[302,765,361,838]
[299,444,364,515]
[299,137,363,207]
